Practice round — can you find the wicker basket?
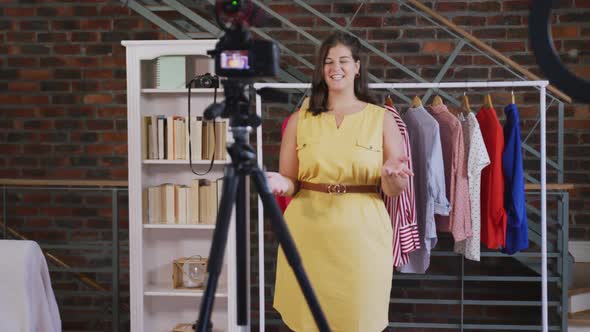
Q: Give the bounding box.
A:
[172,255,208,289]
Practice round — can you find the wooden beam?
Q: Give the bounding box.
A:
[525,183,575,191]
[0,179,128,187]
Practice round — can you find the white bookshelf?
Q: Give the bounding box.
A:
[123,40,246,332]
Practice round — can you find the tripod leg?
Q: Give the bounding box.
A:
[250,168,332,332]
[236,174,248,325]
[195,166,239,332]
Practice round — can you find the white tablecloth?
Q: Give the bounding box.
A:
[0,240,61,332]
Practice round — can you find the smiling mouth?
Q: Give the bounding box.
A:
[330,74,344,81]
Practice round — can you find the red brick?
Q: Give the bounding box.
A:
[86,120,114,130]
[19,69,51,80]
[469,1,502,11]
[81,19,112,30]
[50,20,81,30]
[491,41,526,52]
[422,41,455,54]
[101,132,126,143]
[503,0,530,11]
[101,56,126,67]
[0,95,21,103]
[552,26,579,38]
[110,168,128,179]
[6,32,35,42]
[37,32,68,43]
[97,107,126,117]
[473,28,507,39]
[403,55,438,66]
[0,144,21,154]
[368,3,399,13]
[487,15,523,25]
[66,57,100,67]
[268,4,307,14]
[8,81,39,92]
[101,80,126,91]
[352,16,383,27]
[435,2,467,11]
[24,218,52,228]
[453,16,486,26]
[54,45,81,55]
[22,96,50,105]
[83,94,112,104]
[566,119,590,129]
[333,3,364,14]
[51,169,85,178]
[560,12,590,23]
[5,7,35,16]
[576,0,590,7]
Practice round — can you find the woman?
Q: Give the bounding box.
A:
[267,31,411,332]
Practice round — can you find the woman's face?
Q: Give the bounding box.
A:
[323,43,360,93]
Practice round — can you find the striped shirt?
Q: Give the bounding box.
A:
[382,105,420,267]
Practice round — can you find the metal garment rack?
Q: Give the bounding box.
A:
[253,80,550,332]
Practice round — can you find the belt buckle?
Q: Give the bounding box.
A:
[327,183,347,194]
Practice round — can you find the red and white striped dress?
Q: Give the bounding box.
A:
[383,105,420,267]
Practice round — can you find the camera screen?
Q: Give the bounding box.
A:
[220,50,250,70]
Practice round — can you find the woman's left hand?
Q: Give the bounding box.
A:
[381,156,413,196]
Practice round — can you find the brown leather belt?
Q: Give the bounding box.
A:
[300,181,379,194]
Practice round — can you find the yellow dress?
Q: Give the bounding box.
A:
[273,102,393,332]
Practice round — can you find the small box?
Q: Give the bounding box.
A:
[172,323,194,332]
[172,321,213,332]
[172,256,208,289]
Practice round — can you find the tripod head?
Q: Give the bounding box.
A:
[202,79,261,141]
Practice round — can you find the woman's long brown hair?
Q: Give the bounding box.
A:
[308,31,375,116]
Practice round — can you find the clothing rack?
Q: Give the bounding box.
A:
[253,80,550,332]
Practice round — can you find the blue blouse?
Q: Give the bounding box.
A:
[502,104,529,254]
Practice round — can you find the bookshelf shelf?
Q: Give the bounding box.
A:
[142,160,229,165]
[123,39,245,332]
[144,285,228,298]
[141,88,223,94]
[143,224,215,230]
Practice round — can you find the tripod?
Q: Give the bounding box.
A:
[194,80,331,332]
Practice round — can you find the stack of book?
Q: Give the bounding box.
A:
[143,116,228,161]
[145,178,223,225]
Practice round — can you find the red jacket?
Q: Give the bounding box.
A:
[476,107,507,249]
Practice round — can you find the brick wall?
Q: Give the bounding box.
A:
[0,1,165,330]
[1,0,589,331]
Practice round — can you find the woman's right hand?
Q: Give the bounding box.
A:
[266,171,291,196]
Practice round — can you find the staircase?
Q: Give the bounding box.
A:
[121,0,573,330]
[568,242,590,331]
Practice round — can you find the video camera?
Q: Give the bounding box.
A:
[207,0,280,79]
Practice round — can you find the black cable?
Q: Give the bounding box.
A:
[187,83,219,176]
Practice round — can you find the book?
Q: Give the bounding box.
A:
[186,116,202,162]
[174,116,186,160]
[157,116,166,160]
[199,179,217,225]
[147,186,161,224]
[214,121,227,160]
[176,185,189,224]
[189,179,200,224]
[155,55,186,89]
[162,183,176,224]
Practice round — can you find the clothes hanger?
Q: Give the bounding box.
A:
[484,93,494,109]
[385,94,394,107]
[432,95,444,106]
[511,89,515,104]
[411,95,422,108]
[461,92,472,114]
